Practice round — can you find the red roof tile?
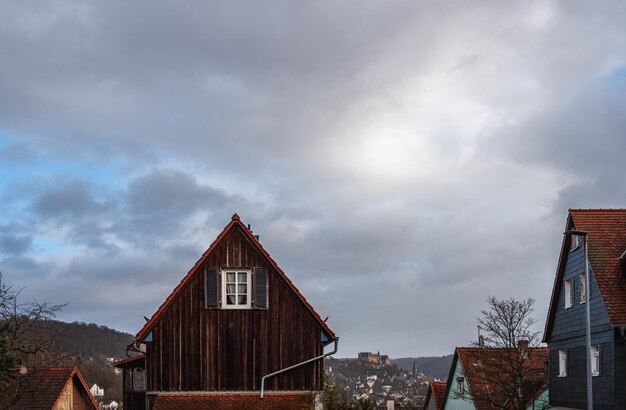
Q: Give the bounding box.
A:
[451,347,548,410]
[150,391,314,410]
[10,367,98,410]
[424,381,447,410]
[544,209,626,340]
[431,381,447,409]
[136,215,335,342]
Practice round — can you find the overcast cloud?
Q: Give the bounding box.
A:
[1,0,626,357]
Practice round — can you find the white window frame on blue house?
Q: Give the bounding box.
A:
[558,349,567,377]
[579,273,586,304]
[592,345,600,376]
[564,279,574,309]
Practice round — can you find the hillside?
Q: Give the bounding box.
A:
[46,320,135,404]
[392,355,453,380]
[50,320,133,359]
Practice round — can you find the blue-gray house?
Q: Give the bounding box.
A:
[543,209,626,409]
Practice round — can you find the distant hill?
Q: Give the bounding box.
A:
[392,355,453,380]
[49,320,133,359]
[45,320,135,403]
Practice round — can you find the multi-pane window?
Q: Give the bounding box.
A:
[592,345,600,376]
[558,349,567,377]
[222,270,251,308]
[564,279,573,309]
[579,273,586,304]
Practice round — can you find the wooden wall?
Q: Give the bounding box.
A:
[145,224,325,391]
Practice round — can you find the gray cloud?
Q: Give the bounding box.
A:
[0,231,32,255]
[0,0,625,357]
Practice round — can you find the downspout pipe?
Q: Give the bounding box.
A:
[260,337,339,399]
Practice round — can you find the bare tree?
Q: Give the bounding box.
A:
[0,273,67,407]
[452,297,549,410]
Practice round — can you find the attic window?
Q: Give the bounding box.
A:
[569,234,580,251]
[205,266,268,310]
[456,377,464,394]
[222,270,251,308]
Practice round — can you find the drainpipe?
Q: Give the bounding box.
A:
[260,337,339,399]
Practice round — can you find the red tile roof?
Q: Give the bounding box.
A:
[544,209,626,340]
[150,391,314,410]
[448,347,548,410]
[136,214,335,342]
[431,381,447,409]
[424,381,447,410]
[10,367,98,410]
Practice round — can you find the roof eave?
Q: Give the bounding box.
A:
[542,213,574,343]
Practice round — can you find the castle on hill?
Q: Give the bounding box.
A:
[358,351,391,366]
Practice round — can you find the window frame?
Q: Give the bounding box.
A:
[558,349,567,377]
[564,279,574,309]
[221,269,252,309]
[579,273,586,304]
[456,377,465,395]
[592,345,600,376]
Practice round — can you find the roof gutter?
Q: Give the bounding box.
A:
[260,337,338,399]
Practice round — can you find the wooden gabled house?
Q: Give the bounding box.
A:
[117,214,337,409]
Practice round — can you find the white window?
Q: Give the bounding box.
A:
[579,273,586,304]
[592,345,600,376]
[570,234,580,250]
[558,349,567,377]
[456,377,464,394]
[221,270,251,308]
[564,279,573,308]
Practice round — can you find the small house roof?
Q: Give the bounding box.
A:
[443,347,548,410]
[423,381,447,410]
[10,367,98,410]
[136,214,335,342]
[112,354,145,368]
[544,209,626,340]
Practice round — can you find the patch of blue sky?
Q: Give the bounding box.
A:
[31,236,75,257]
[0,131,126,196]
[595,65,626,91]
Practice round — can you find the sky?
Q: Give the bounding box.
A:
[1,0,626,358]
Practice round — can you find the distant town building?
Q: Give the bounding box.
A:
[359,351,391,366]
[100,400,118,410]
[90,383,104,397]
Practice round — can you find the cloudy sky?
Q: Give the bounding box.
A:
[1,0,626,358]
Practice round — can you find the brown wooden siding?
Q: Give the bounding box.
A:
[145,224,325,391]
